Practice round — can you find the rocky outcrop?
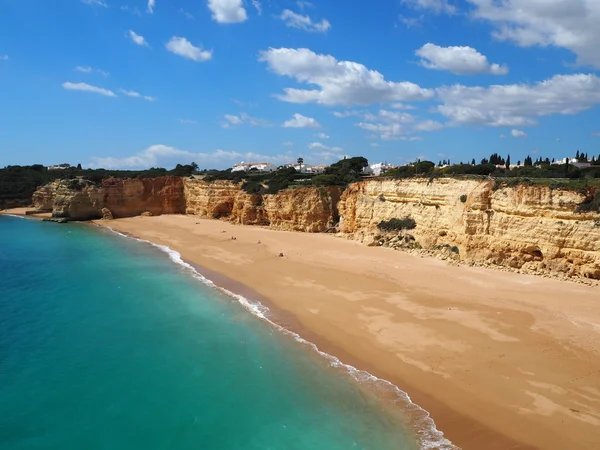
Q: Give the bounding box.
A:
[32,180,60,211]
[34,176,185,221]
[338,178,600,280]
[183,179,341,232]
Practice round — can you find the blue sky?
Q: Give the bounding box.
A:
[1,0,599,169]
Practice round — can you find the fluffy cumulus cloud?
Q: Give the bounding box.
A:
[165,37,212,62]
[119,89,156,101]
[259,48,433,106]
[222,113,269,127]
[208,0,247,23]
[128,30,149,47]
[355,109,442,140]
[511,129,527,138]
[283,113,321,128]
[89,145,290,170]
[467,0,600,68]
[416,43,508,75]
[436,73,600,126]
[279,10,330,33]
[62,82,116,97]
[147,0,155,13]
[315,132,329,139]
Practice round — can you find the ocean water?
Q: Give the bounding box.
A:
[0,216,449,450]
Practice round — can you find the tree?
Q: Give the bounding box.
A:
[471,158,476,165]
[576,150,580,160]
[505,155,511,170]
[524,155,533,166]
[297,157,304,172]
[191,162,199,172]
[565,157,569,176]
[77,163,82,170]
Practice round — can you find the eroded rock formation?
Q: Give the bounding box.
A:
[338,178,600,280]
[183,179,341,232]
[34,176,185,220]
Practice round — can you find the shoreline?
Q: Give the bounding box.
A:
[98,225,457,449]
[4,211,600,449]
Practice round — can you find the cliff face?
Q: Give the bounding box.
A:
[183,179,341,232]
[34,177,185,220]
[339,178,600,280]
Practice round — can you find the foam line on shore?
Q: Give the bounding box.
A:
[103,225,458,450]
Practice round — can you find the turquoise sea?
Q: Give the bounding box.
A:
[0,215,452,450]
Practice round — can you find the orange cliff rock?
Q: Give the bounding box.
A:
[338,178,600,280]
[183,179,341,232]
[33,176,185,220]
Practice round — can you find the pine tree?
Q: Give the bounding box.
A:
[576,150,580,159]
[506,155,511,170]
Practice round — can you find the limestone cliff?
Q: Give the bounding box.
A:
[338,178,600,280]
[34,176,185,220]
[183,179,341,232]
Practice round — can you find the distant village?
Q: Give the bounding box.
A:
[46,150,599,176]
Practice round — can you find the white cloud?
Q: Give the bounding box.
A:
[1,54,9,61]
[119,89,156,101]
[121,5,142,15]
[208,0,247,23]
[90,144,289,169]
[399,15,423,29]
[147,0,155,13]
[308,142,344,162]
[259,48,433,106]
[403,0,455,14]
[282,141,294,146]
[436,74,600,127]
[81,0,107,7]
[165,37,212,62]
[178,118,197,124]
[413,119,444,131]
[315,132,329,139]
[467,0,600,68]
[283,113,321,128]
[555,137,561,141]
[222,113,269,127]
[511,129,527,138]
[252,0,262,15]
[370,143,379,147]
[75,66,109,76]
[354,109,441,140]
[500,134,506,138]
[308,142,342,151]
[224,114,243,125]
[62,82,116,97]
[296,1,313,10]
[279,10,330,33]
[128,30,149,47]
[180,8,195,19]
[416,43,508,75]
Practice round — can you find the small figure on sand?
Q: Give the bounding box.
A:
[231,236,236,240]
[257,240,261,244]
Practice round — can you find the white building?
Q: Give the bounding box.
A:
[231,162,276,173]
[363,162,394,176]
[48,164,71,171]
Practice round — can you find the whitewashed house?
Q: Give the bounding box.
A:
[363,162,394,176]
[232,162,276,173]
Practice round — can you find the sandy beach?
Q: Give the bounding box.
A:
[95,215,600,450]
[6,210,599,449]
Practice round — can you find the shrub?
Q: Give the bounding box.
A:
[377,217,416,232]
[450,246,459,254]
[460,194,467,203]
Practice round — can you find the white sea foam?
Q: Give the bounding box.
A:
[4,214,28,219]
[103,225,459,450]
